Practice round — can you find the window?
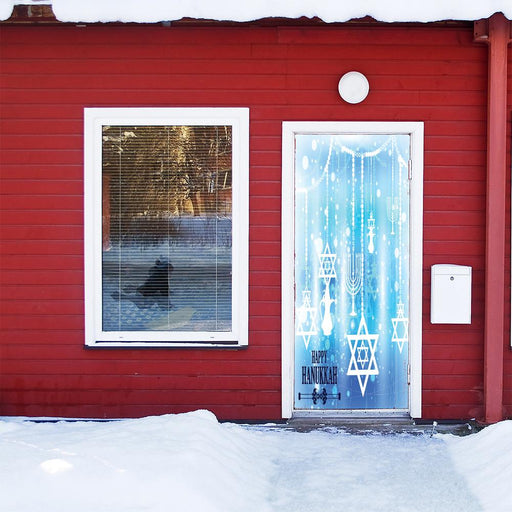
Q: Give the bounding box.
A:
[84,108,249,347]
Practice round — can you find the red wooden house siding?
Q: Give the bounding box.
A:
[0,20,510,421]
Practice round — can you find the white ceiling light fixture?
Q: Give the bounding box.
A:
[338,71,370,104]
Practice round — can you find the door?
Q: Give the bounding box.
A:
[282,123,423,415]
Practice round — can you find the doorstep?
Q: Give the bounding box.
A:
[260,417,481,436]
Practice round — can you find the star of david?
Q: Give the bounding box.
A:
[391,302,409,354]
[346,314,379,397]
[296,290,318,350]
[319,242,337,281]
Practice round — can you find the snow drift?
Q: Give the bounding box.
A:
[0,410,274,512]
[446,420,512,512]
[1,411,510,511]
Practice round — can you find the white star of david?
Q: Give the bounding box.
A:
[346,314,379,397]
[296,290,318,349]
[319,242,337,281]
[391,302,409,354]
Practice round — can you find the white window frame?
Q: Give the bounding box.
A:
[281,121,424,418]
[84,107,249,348]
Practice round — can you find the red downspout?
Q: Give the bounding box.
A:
[474,13,512,424]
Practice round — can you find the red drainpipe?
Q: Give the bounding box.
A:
[474,13,512,424]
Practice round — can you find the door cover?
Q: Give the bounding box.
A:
[294,133,410,410]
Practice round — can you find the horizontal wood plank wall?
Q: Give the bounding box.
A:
[0,23,488,420]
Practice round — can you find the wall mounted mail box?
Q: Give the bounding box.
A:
[431,264,472,324]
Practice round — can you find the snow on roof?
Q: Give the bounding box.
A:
[1,0,511,23]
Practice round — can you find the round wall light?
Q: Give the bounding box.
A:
[338,71,370,104]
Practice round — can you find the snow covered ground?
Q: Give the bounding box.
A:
[0,410,510,512]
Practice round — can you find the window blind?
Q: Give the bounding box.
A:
[101,125,233,333]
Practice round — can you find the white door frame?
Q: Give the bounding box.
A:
[281,121,424,418]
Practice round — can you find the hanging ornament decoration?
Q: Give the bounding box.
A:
[391,143,409,353]
[318,138,336,336]
[296,183,318,350]
[367,154,376,254]
[343,148,362,317]
[367,214,376,254]
[365,259,379,302]
[386,138,399,235]
[319,242,337,281]
[365,149,378,304]
[392,302,409,353]
[319,242,336,336]
[297,289,318,350]
[345,149,379,397]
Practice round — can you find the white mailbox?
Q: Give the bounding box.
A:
[431,264,472,324]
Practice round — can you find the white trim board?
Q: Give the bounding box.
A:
[84,107,249,348]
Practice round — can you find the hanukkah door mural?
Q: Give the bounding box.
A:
[294,132,410,410]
